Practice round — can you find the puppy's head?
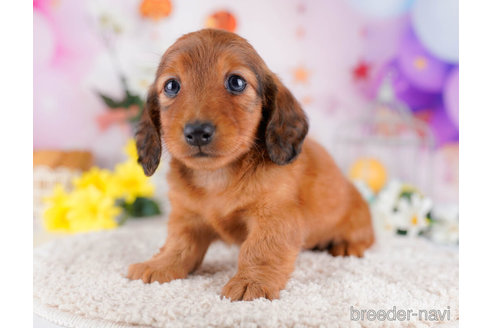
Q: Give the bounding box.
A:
[136,29,308,175]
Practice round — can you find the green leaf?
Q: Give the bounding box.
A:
[98,92,125,108]
[120,94,143,108]
[396,229,408,236]
[399,191,413,201]
[97,91,144,110]
[120,197,161,218]
[426,211,435,222]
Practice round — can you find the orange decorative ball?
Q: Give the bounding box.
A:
[139,0,172,21]
[349,158,388,193]
[205,10,237,32]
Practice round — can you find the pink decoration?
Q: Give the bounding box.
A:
[33,11,55,67]
[443,67,459,128]
[428,105,459,147]
[96,106,140,133]
[34,0,104,150]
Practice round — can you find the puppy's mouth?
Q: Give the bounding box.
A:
[192,151,213,158]
[190,147,217,158]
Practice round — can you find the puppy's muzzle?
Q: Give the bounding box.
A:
[184,121,215,146]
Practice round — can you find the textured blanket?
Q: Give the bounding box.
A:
[34,218,458,327]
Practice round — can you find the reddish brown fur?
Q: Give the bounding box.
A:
[129,29,374,301]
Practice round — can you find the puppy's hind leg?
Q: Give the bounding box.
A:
[328,184,375,258]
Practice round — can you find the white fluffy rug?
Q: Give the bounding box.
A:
[34,218,458,328]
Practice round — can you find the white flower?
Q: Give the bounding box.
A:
[371,205,396,236]
[376,180,403,212]
[370,180,402,235]
[394,194,432,237]
[432,204,459,223]
[430,222,459,245]
[429,204,459,245]
[84,51,125,101]
[353,180,375,203]
[85,0,146,99]
[115,36,161,99]
[86,0,137,38]
[368,178,457,243]
[85,34,161,101]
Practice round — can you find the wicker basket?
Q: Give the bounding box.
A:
[33,150,92,226]
[33,166,82,224]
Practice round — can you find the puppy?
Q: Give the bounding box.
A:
[128,29,374,301]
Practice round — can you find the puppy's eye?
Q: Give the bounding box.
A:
[226,75,247,94]
[164,79,180,97]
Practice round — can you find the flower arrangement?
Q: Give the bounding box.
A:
[355,179,459,245]
[88,0,175,134]
[43,140,161,233]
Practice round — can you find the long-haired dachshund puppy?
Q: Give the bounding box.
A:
[128,29,374,301]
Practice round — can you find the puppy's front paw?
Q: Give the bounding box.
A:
[328,240,371,257]
[127,260,184,284]
[221,275,280,301]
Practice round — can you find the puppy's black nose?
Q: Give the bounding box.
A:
[183,122,215,146]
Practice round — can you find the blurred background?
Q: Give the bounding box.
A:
[33,0,458,243]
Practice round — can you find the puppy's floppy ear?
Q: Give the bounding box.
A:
[262,75,309,165]
[135,86,162,176]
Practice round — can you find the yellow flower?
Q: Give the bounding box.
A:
[124,139,139,162]
[112,160,154,202]
[43,184,120,233]
[41,139,157,233]
[72,167,119,198]
[43,184,71,232]
[65,186,120,233]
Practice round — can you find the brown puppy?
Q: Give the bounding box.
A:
[128,29,374,301]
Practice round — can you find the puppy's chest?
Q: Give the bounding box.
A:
[207,208,249,244]
[197,197,250,244]
[190,170,252,243]
[192,168,230,191]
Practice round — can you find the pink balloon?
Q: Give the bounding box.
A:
[34,66,101,149]
[33,11,55,67]
[444,67,459,128]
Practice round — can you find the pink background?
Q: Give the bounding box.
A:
[33,0,458,203]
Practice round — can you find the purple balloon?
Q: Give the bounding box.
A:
[373,60,441,110]
[444,67,459,128]
[398,30,449,93]
[428,105,459,146]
